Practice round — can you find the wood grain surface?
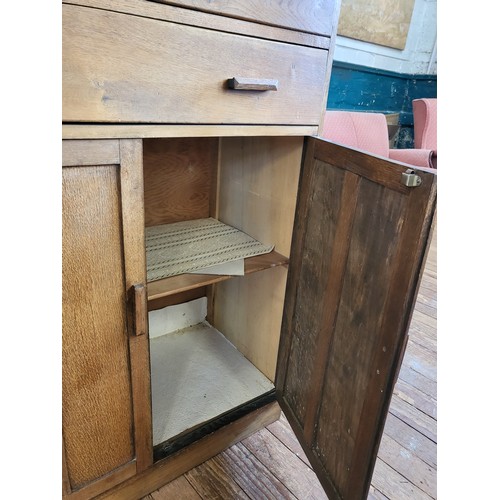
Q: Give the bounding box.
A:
[212,136,302,380]
[62,124,319,140]
[276,138,436,499]
[153,0,338,36]
[62,164,134,489]
[143,138,218,227]
[63,139,152,497]
[62,4,328,124]
[65,0,331,49]
[119,140,153,473]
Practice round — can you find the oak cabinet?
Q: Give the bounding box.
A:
[62,2,436,499]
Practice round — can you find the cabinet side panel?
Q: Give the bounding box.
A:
[218,136,302,257]
[213,137,302,380]
[213,266,288,380]
[62,166,134,489]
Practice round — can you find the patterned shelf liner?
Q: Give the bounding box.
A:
[146,218,274,282]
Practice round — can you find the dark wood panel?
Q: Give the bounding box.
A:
[313,177,406,495]
[143,138,218,227]
[62,165,134,489]
[315,139,413,194]
[276,138,437,499]
[279,162,355,428]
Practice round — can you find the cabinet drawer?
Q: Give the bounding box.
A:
[63,4,329,125]
[150,0,337,36]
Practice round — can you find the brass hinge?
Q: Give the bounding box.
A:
[401,169,422,187]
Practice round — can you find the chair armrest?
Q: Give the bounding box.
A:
[389,148,435,169]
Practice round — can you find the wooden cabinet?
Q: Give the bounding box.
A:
[62,2,436,499]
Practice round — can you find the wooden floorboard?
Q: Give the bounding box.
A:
[147,229,437,499]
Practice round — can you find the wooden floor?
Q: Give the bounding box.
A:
[144,230,437,499]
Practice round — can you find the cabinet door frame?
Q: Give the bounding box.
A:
[62,139,152,498]
[276,137,436,499]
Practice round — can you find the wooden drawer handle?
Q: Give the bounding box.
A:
[131,283,147,336]
[228,77,278,91]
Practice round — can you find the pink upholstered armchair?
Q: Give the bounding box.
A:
[413,98,437,168]
[321,110,435,169]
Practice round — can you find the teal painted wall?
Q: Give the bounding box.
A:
[326,61,437,148]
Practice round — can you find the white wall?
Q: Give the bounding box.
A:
[333,0,437,75]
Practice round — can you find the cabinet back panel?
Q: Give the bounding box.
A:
[62,166,134,488]
[143,138,218,226]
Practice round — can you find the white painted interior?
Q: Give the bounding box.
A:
[150,321,275,446]
[333,0,437,75]
[149,297,208,339]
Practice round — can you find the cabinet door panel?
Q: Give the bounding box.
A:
[63,164,134,489]
[62,140,152,496]
[276,138,436,499]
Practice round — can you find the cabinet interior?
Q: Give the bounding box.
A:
[143,136,303,456]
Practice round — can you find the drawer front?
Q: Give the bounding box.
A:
[63,4,329,125]
[151,0,337,36]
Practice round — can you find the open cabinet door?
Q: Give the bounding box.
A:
[275,138,436,500]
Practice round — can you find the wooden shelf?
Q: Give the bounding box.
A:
[147,250,288,308]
